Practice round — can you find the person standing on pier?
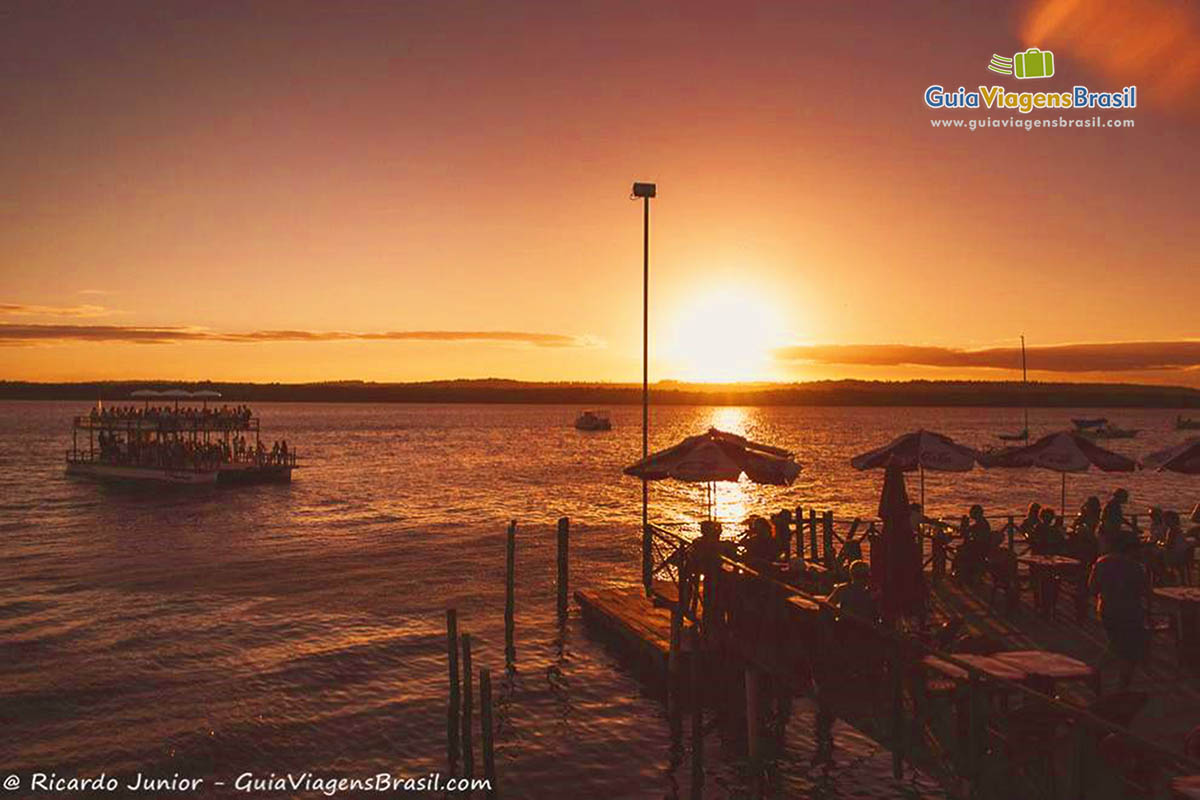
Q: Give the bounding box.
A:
[1089,533,1149,691]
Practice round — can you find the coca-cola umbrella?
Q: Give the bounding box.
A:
[1144,438,1200,475]
[979,430,1137,513]
[624,427,802,520]
[874,464,926,622]
[850,429,980,507]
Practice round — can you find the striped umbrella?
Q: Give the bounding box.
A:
[851,429,980,507]
[980,430,1136,512]
[1144,438,1200,475]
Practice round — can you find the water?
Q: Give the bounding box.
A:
[2,401,1195,798]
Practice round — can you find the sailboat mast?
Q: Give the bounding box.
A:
[1021,335,1029,440]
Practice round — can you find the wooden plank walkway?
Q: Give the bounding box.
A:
[575,585,674,670]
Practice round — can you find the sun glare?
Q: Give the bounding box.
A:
[664,283,790,383]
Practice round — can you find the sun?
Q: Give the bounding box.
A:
[663,283,790,383]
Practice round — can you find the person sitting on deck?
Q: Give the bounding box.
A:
[1101,488,1135,554]
[743,516,780,566]
[1158,511,1195,585]
[1089,532,1149,691]
[953,505,992,585]
[1147,507,1167,546]
[1018,502,1042,540]
[1073,496,1102,537]
[1028,507,1066,555]
[828,560,880,625]
[771,509,793,560]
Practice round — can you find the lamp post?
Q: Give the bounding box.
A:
[632,181,656,593]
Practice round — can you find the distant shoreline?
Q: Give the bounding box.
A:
[2,379,1198,408]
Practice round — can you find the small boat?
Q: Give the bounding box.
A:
[65,390,297,485]
[1177,416,1200,431]
[1078,422,1140,439]
[1072,417,1108,430]
[997,429,1030,442]
[574,409,612,431]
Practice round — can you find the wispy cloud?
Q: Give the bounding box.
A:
[774,341,1200,373]
[0,303,114,318]
[77,289,117,297]
[0,323,597,348]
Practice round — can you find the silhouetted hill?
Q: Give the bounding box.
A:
[2,379,1198,407]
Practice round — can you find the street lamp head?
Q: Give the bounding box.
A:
[631,182,657,199]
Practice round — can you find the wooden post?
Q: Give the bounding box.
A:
[967,672,984,782]
[932,530,946,583]
[822,511,835,569]
[689,627,704,800]
[668,603,683,718]
[891,649,904,779]
[556,516,569,618]
[794,506,805,560]
[808,509,818,563]
[446,609,461,770]
[461,634,474,781]
[643,522,653,594]
[745,667,761,763]
[505,521,516,664]
[1007,515,1015,552]
[480,668,497,799]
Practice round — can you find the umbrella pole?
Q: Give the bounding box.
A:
[920,464,925,509]
[1061,472,1066,516]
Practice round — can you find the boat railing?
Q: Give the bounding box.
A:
[73,415,260,432]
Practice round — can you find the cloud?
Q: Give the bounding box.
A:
[1022,0,1200,106]
[773,341,1200,373]
[0,323,596,348]
[0,303,113,318]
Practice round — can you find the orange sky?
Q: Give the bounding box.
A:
[2,1,1197,386]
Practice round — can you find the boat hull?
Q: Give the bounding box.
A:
[66,461,218,484]
[216,463,294,484]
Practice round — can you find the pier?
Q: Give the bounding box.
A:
[569,512,1200,799]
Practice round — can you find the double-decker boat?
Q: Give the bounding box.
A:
[65,390,297,485]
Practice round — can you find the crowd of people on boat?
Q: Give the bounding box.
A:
[93,430,293,469]
[89,404,255,430]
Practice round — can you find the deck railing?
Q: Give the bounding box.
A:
[644,519,1200,797]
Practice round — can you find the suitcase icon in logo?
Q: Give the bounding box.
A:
[1013,48,1054,79]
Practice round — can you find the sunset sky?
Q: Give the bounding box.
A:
[2,0,1197,385]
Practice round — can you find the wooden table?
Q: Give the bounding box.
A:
[992,649,1099,696]
[1018,555,1082,618]
[922,653,1029,683]
[1153,587,1200,668]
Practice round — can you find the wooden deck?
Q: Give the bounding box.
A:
[575,584,676,670]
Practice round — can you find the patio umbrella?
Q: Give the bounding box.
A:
[979,430,1136,513]
[1144,438,1200,475]
[850,429,980,507]
[623,427,801,519]
[872,464,926,622]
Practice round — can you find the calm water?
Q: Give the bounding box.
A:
[2,401,1196,798]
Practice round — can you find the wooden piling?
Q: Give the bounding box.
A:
[822,511,835,569]
[556,517,569,618]
[480,668,497,799]
[1007,514,1016,552]
[890,650,904,779]
[793,506,804,560]
[446,609,461,770]
[505,521,516,663]
[808,509,818,562]
[461,633,474,781]
[668,603,683,717]
[745,667,762,763]
[689,627,704,799]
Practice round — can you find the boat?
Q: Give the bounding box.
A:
[1177,416,1200,430]
[65,390,297,485]
[996,335,1031,443]
[1072,417,1108,430]
[1078,422,1140,439]
[574,409,612,431]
